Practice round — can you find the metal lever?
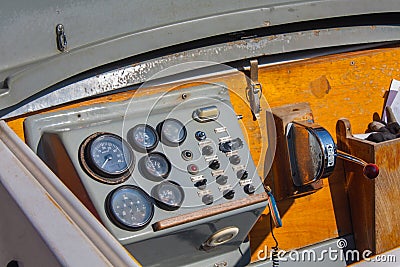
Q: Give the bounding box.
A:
[248,59,262,120]
[337,150,379,179]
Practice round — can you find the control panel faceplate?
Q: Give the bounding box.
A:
[24,84,266,247]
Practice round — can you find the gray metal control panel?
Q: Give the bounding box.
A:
[24,83,267,267]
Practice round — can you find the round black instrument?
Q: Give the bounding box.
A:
[79,132,134,184]
[106,186,154,230]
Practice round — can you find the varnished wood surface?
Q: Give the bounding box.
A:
[337,119,400,254]
[153,192,268,231]
[6,46,400,261]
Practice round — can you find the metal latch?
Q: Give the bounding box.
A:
[247,59,262,120]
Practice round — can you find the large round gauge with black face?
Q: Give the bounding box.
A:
[127,124,158,152]
[157,118,187,146]
[106,186,154,230]
[140,152,171,181]
[79,132,134,184]
[151,181,184,210]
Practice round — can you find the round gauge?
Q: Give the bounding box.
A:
[140,152,171,180]
[127,124,158,152]
[151,181,184,210]
[157,118,187,146]
[79,132,134,184]
[106,186,154,230]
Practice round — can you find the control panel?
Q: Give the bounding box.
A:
[24,83,267,267]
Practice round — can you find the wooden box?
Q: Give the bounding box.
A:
[336,119,400,254]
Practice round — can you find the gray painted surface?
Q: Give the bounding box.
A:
[3,25,399,119]
[0,121,139,266]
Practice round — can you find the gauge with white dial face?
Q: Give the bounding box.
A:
[152,181,184,210]
[106,186,154,230]
[79,132,134,184]
[158,118,187,146]
[128,124,158,152]
[140,152,171,180]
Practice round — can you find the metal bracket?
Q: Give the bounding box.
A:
[56,24,67,52]
[247,59,262,120]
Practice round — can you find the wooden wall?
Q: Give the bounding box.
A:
[6,47,400,263]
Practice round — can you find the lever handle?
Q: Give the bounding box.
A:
[337,150,379,179]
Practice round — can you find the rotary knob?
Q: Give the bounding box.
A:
[244,184,256,194]
[216,175,228,185]
[202,194,214,205]
[229,155,241,165]
[223,189,235,200]
[202,145,214,156]
[194,179,207,190]
[209,160,221,170]
[237,170,248,180]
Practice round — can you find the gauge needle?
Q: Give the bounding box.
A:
[102,154,113,168]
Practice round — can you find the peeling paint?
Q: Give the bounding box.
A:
[4,25,400,118]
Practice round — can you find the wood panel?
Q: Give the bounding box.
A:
[6,46,400,262]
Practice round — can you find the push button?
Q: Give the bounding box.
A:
[187,164,199,175]
[195,131,207,141]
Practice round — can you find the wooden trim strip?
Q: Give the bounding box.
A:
[153,192,268,231]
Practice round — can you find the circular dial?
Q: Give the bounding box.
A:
[158,118,187,146]
[152,181,184,210]
[141,152,171,180]
[128,124,158,152]
[79,133,134,184]
[106,186,154,230]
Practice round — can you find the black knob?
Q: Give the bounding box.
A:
[202,194,214,205]
[194,179,207,190]
[237,170,248,180]
[195,131,207,141]
[223,189,235,200]
[209,159,220,170]
[202,145,214,156]
[244,184,256,194]
[229,155,241,165]
[216,175,228,185]
[219,141,233,153]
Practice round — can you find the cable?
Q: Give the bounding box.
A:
[269,206,280,267]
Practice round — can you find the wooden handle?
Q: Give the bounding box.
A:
[153,192,268,231]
